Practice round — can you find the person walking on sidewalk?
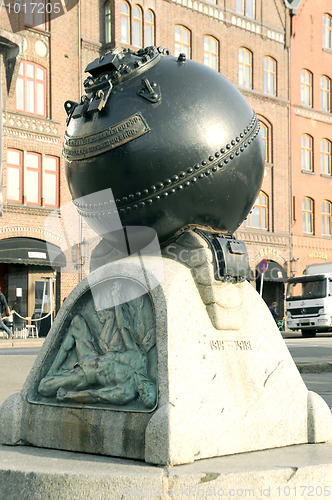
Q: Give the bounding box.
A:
[0,289,13,339]
[269,301,278,324]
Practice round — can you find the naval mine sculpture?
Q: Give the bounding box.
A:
[2,46,330,467]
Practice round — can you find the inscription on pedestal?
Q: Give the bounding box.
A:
[210,340,252,351]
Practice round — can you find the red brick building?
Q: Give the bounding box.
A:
[289,0,332,277]
[1,0,326,328]
[0,4,81,334]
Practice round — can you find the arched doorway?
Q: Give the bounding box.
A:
[255,260,287,319]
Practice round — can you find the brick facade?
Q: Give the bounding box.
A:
[0,0,330,324]
[290,0,332,276]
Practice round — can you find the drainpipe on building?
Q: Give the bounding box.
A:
[288,9,294,278]
[0,61,3,217]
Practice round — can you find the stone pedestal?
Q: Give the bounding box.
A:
[0,232,331,466]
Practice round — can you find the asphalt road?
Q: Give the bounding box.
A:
[284,335,332,364]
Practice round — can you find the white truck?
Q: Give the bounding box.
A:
[286,262,332,337]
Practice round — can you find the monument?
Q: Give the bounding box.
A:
[0,46,331,467]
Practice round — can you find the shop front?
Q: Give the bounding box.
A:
[0,237,66,336]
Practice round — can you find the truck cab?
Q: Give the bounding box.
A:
[286,273,332,337]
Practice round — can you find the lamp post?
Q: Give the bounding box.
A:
[290,257,298,277]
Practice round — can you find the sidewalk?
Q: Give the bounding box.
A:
[0,337,45,349]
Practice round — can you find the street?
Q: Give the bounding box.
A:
[284,332,332,364]
[0,333,331,409]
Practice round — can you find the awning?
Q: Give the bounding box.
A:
[0,238,66,267]
[256,260,287,282]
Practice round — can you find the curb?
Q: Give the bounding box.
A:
[0,339,45,349]
[296,362,332,374]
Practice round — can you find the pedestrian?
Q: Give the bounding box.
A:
[0,288,13,339]
[269,301,278,324]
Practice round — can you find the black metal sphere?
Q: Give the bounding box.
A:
[63,46,264,246]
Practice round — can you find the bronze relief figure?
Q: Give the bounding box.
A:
[32,279,157,412]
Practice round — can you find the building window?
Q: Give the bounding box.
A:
[238,48,252,88]
[6,149,23,203]
[263,56,276,95]
[320,75,331,112]
[245,191,268,229]
[120,1,130,44]
[145,9,155,46]
[302,197,314,234]
[133,5,142,47]
[204,36,218,71]
[44,155,59,207]
[236,0,254,17]
[301,134,313,172]
[105,1,112,44]
[174,25,191,58]
[322,200,332,236]
[25,0,46,30]
[323,13,332,50]
[260,123,268,162]
[257,116,272,164]
[321,138,331,175]
[300,69,312,107]
[6,149,59,207]
[26,152,42,205]
[16,61,46,117]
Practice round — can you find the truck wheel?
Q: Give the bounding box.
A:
[301,329,316,338]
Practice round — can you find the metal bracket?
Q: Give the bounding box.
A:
[195,229,249,282]
[137,77,161,103]
[87,80,112,114]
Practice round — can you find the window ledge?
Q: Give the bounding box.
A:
[300,104,313,110]
[5,203,59,214]
[321,173,332,179]
[25,26,50,37]
[301,169,315,175]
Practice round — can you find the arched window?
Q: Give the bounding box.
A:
[145,9,155,46]
[300,69,313,107]
[323,13,332,50]
[16,61,46,118]
[320,75,331,112]
[302,197,314,234]
[238,47,252,88]
[263,56,276,95]
[321,138,331,175]
[301,134,313,172]
[322,200,332,236]
[174,25,191,58]
[105,1,112,44]
[245,191,268,229]
[133,5,143,47]
[120,1,130,44]
[260,122,270,163]
[257,116,272,164]
[203,36,219,71]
